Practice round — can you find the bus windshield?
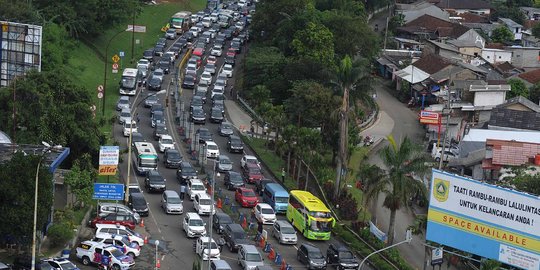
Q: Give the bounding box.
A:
[275,197,288,203]
[121,77,137,90]
[309,211,331,219]
[310,220,332,232]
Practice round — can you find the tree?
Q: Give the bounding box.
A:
[284,80,334,127]
[0,153,53,248]
[365,136,429,245]
[480,259,501,270]
[507,78,529,99]
[291,22,335,68]
[490,26,514,43]
[532,23,540,39]
[530,82,540,104]
[513,173,540,196]
[64,156,96,208]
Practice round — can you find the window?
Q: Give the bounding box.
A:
[289,195,302,210]
[104,239,113,244]
[263,189,272,201]
[95,248,103,254]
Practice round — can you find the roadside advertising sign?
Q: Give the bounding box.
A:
[98,146,119,176]
[426,169,540,270]
[369,221,387,243]
[420,110,440,125]
[93,183,124,200]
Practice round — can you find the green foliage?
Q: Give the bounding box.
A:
[480,259,502,270]
[291,22,335,67]
[41,23,74,72]
[513,173,540,196]
[491,2,527,24]
[532,23,540,39]
[0,70,104,166]
[284,80,336,127]
[490,26,514,43]
[530,83,540,104]
[507,78,529,99]
[64,158,96,207]
[0,153,53,247]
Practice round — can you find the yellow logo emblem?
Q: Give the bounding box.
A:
[433,178,450,202]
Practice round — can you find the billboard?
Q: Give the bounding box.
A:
[0,21,42,87]
[426,169,540,270]
[419,110,440,125]
[98,146,119,176]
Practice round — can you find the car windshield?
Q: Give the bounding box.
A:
[230,174,243,182]
[111,248,125,258]
[119,99,129,105]
[120,237,131,246]
[168,197,181,204]
[221,123,232,129]
[202,242,218,249]
[261,208,274,214]
[125,123,136,129]
[281,227,295,234]
[192,184,205,190]
[245,253,262,262]
[60,262,78,270]
[233,231,246,239]
[220,158,231,164]
[339,251,354,259]
[200,199,212,205]
[162,138,173,144]
[121,112,130,117]
[184,166,196,174]
[220,216,233,224]
[189,219,204,226]
[207,144,218,150]
[275,197,288,203]
[309,251,324,259]
[249,168,261,174]
[132,198,146,207]
[168,151,181,159]
[247,159,258,164]
[243,190,256,197]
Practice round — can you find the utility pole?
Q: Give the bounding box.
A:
[438,83,452,170]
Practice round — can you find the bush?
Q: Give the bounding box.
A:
[47,222,74,248]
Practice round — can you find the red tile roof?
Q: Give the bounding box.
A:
[433,0,492,9]
[517,68,540,84]
[523,20,540,30]
[402,14,471,38]
[486,139,540,166]
[412,54,452,74]
[485,43,505,49]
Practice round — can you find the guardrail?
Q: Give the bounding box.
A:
[237,96,264,124]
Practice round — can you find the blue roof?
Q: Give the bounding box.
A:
[264,183,289,196]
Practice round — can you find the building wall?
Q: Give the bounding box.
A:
[510,48,540,68]
[453,8,491,15]
[505,103,533,111]
[459,47,482,57]
[473,91,506,107]
[481,50,512,64]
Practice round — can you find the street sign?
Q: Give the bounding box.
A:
[126,25,147,33]
[112,63,119,70]
[112,54,120,63]
[97,92,103,99]
[112,69,118,74]
[431,248,443,266]
[97,85,103,92]
[93,183,125,200]
[99,146,119,176]
[419,110,440,125]
[119,51,125,57]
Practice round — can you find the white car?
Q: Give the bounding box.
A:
[183,212,207,238]
[221,64,233,78]
[235,21,245,31]
[118,108,131,124]
[209,14,219,23]
[189,27,200,37]
[205,141,220,158]
[187,178,207,200]
[202,17,212,28]
[136,59,150,77]
[158,135,175,152]
[195,237,221,260]
[76,241,135,269]
[241,155,260,169]
[212,80,225,95]
[197,81,210,93]
[200,71,213,85]
[94,224,145,247]
[210,45,222,56]
[253,203,276,224]
[91,234,141,257]
[123,121,137,137]
[211,88,224,99]
[194,193,216,215]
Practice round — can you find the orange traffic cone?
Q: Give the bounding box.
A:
[217,198,222,209]
[140,219,145,227]
[280,260,286,270]
[144,235,148,245]
[268,248,276,260]
[241,217,247,229]
[259,236,265,248]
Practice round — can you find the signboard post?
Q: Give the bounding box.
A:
[99,146,120,179]
[426,169,540,269]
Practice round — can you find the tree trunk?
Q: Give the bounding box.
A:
[304,163,309,191]
[387,208,397,245]
[287,150,291,175]
[334,87,350,199]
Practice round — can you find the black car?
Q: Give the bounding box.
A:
[176,161,198,184]
[154,44,165,56]
[154,123,168,140]
[145,170,166,192]
[196,128,212,143]
[210,107,224,123]
[227,135,244,153]
[151,103,164,117]
[185,31,194,41]
[255,179,274,196]
[164,148,182,168]
[190,96,204,112]
[147,76,162,91]
[156,37,167,47]
[171,43,183,58]
[178,37,188,47]
[182,74,196,89]
[143,48,154,61]
[225,55,235,65]
[326,243,359,269]
[194,90,207,104]
[213,212,233,234]
[131,132,145,146]
[298,244,327,270]
[191,107,206,124]
[144,94,159,108]
[224,171,245,190]
[128,192,149,217]
[223,223,250,252]
[212,99,225,114]
[158,59,171,74]
[215,35,225,46]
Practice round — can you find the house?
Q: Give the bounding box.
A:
[398,1,450,23]
[481,48,512,64]
[520,7,540,21]
[515,68,540,87]
[396,14,471,41]
[482,139,540,180]
[448,11,490,23]
[498,18,523,40]
[469,84,510,110]
[494,62,523,78]
[394,37,423,51]
[463,22,500,37]
[432,0,492,15]
[506,46,540,70]
[424,40,461,59]
[492,95,540,113]
[447,39,483,61]
[376,50,422,79]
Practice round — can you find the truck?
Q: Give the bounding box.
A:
[170,11,192,34]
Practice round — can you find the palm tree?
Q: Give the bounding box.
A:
[331,55,371,199]
[365,136,429,245]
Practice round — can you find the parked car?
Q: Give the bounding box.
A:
[97,203,141,224]
[128,192,149,217]
[235,187,258,207]
[213,212,233,234]
[94,224,145,247]
[272,220,297,244]
[195,237,221,261]
[326,243,359,270]
[89,212,137,230]
[222,224,249,252]
[76,241,135,269]
[91,234,141,257]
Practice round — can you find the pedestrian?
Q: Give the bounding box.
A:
[136,113,140,123]
[180,183,186,200]
[230,87,233,97]
[257,219,263,235]
[281,168,285,182]
[250,123,255,137]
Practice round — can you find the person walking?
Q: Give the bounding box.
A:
[136,113,140,123]
[281,168,285,182]
[180,183,186,200]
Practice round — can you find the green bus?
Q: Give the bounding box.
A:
[286,190,335,240]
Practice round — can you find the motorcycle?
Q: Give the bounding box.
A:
[363,136,374,146]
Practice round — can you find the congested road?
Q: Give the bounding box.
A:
[75,2,373,270]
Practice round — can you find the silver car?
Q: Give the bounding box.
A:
[272,220,297,244]
[238,245,264,270]
[98,202,141,224]
[116,96,130,111]
[216,155,233,172]
[118,108,132,124]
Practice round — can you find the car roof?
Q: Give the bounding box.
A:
[331,243,351,251]
[161,135,173,140]
[96,224,127,229]
[238,187,253,192]
[186,212,203,219]
[190,178,204,184]
[256,203,272,209]
[301,243,321,252]
[130,193,145,200]
[274,220,293,227]
[226,223,244,231]
[196,193,210,199]
[243,155,257,159]
[206,141,218,146]
[239,244,259,253]
[212,260,231,268]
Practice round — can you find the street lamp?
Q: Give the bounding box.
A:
[125,90,166,203]
[102,29,129,116]
[31,142,61,270]
[206,159,219,269]
[155,240,160,270]
[358,230,412,270]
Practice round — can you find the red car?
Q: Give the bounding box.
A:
[90,212,137,230]
[235,187,259,207]
[242,163,264,184]
[226,48,236,58]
